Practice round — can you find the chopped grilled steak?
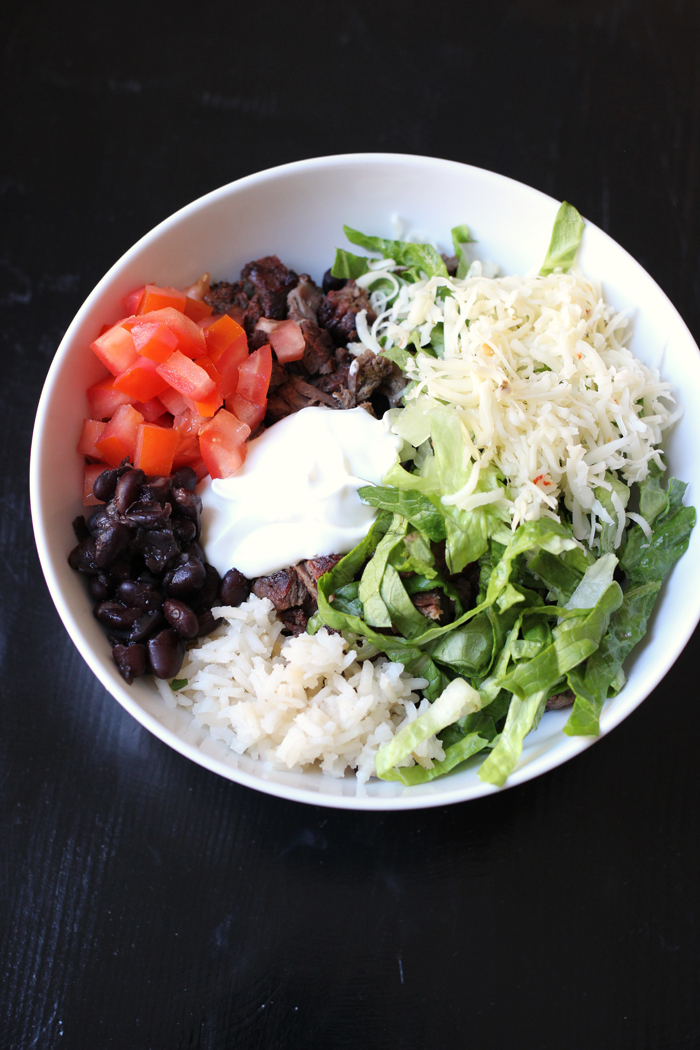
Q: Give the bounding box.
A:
[287,274,324,323]
[312,359,352,395]
[411,590,447,622]
[545,689,576,711]
[296,554,343,599]
[380,362,408,407]
[268,358,287,393]
[204,280,249,321]
[277,607,311,635]
[349,349,394,402]
[317,280,377,344]
[299,320,335,375]
[248,328,271,352]
[252,567,309,610]
[442,253,459,276]
[267,375,339,422]
[240,255,298,320]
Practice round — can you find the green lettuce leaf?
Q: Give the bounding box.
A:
[358,485,446,541]
[330,248,373,280]
[343,225,449,279]
[540,202,585,276]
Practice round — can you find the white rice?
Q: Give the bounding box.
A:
[155,595,437,782]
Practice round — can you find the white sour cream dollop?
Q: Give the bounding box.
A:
[198,406,403,579]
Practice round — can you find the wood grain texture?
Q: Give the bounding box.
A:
[1,0,700,1047]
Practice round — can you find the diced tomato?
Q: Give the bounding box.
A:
[255,318,305,363]
[226,394,266,431]
[84,463,107,506]
[87,376,135,419]
[91,321,138,376]
[95,403,144,467]
[197,315,219,330]
[199,409,251,480]
[207,322,249,399]
[157,386,190,417]
[156,351,216,401]
[134,423,180,476]
[114,356,170,402]
[98,323,113,336]
[236,344,272,404]
[122,286,146,315]
[189,457,209,482]
[132,396,166,423]
[137,285,187,314]
[173,407,207,440]
[77,419,107,460]
[131,320,179,363]
[183,297,213,322]
[137,307,206,359]
[192,357,223,417]
[205,315,247,355]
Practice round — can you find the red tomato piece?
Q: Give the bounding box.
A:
[236,344,272,404]
[132,396,167,423]
[137,307,206,359]
[255,318,305,363]
[183,297,213,322]
[131,320,179,363]
[157,386,190,417]
[77,419,107,460]
[137,285,186,314]
[156,351,216,402]
[122,286,146,315]
[190,457,209,482]
[205,314,247,355]
[134,424,180,476]
[199,409,251,480]
[225,394,266,431]
[208,341,249,400]
[95,404,144,467]
[113,356,170,402]
[91,321,138,376]
[87,376,135,420]
[84,463,107,506]
[193,357,223,417]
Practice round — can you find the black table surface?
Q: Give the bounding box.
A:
[3,2,700,1047]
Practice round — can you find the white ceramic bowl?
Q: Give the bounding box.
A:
[30,153,700,810]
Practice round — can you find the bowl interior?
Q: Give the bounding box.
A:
[30,154,700,809]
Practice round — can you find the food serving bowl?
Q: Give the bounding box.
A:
[30,153,700,810]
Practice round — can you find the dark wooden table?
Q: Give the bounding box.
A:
[3,2,699,1047]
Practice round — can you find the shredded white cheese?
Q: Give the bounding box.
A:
[357,267,679,545]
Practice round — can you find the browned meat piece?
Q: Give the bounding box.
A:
[442,253,459,276]
[299,320,334,375]
[331,388,356,410]
[275,375,339,413]
[296,554,343,599]
[277,607,311,636]
[381,362,408,407]
[312,361,352,396]
[411,590,447,622]
[349,349,394,402]
[358,400,376,417]
[545,689,575,711]
[252,568,308,610]
[265,394,295,425]
[268,358,286,393]
[241,255,298,320]
[287,274,324,323]
[317,280,377,344]
[204,280,249,321]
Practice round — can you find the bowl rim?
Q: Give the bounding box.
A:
[29,151,700,810]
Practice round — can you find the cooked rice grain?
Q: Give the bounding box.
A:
[156,596,434,782]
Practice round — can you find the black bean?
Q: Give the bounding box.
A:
[220,567,250,607]
[183,540,205,563]
[88,573,112,603]
[117,580,163,612]
[112,643,148,684]
[72,515,89,542]
[322,268,347,294]
[126,500,172,529]
[68,536,100,574]
[86,506,112,537]
[135,528,181,574]
[171,465,198,491]
[147,629,185,679]
[114,468,145,513]
[171,487,202,523]
[95,522,131,568]
[94,601,142,631]
[107,557,134,583]
[189,563,221,611]
[173,517,197,545]
[163,599,199,638]
[92,467,121,503]
[196,608,223,637]
[163,554,206,597]
[141,477,172,504]
[129,609,164,643]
